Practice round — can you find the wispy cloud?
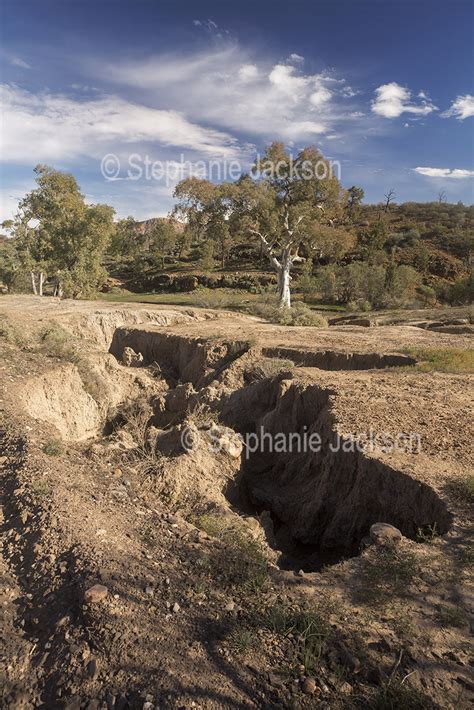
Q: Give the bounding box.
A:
[372,82,437,118]
[0,83,244,164]
[442,94,474,120]
[413,166,474,179]
[9,57,31,70]
[98,46,362,142]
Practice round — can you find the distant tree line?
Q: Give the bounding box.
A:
[1,152,472,309]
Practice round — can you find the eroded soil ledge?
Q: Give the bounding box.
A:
[1,298,472,709]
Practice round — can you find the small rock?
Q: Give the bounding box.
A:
[87,659,98,679]
[370,522,402,546]
[225,601,235,612]
[122,346,144,367]
[339,681,353,695]
[143,703,154,710]
[84,584,108,603]
[145,586,154,596]
[172,602,180,613]
[56,615,70,628]
[301,677,318,695]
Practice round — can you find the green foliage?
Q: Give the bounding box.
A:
[347,185,364,217]
[8,165,115,297]
[151,221,177,269]
[263,600,332,671]
[37,323,81,363]
[42,438,64,456]
[314,262,421,309]
[0,234,21,290]
[227,627,258,654]
[401,347,474,373]
[250,301,329,326]
[445,474,474,507]
[444,272,474,304]
[358,220,388,260]
[245,357,294,381]
[192,513,268,590]
[360,680,435,709]
[359,543,419,602]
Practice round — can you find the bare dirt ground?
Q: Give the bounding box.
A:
[0,295,473,709]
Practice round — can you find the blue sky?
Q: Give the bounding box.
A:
[1,0,473,221]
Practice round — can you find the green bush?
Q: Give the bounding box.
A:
[245,357,294,381]
[249,301,328,327]
[37,323,80,363]
[42,438,64,456]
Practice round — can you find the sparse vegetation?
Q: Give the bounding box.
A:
[402,347,474,374]
[42,438,64,456]
[37,323,81,363]
[245,357,294,381]
[249,301,329,326]
[360,680,436,709]
[359,544,419,602]
[227,627,258,654]
[262,599,332,671]
[435,604,468,628]
[193,512,268,590]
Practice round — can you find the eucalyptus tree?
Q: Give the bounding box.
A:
[10,165,115,297]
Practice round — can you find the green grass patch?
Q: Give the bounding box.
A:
[42,438,64,456]
[435,604,468,628]
[444,474,474,508]
[401,347,473,373]
[36,323,81,363]
[192,513,268,590]
[262,599,332,672]
[359,544,419,603]
[360,680,435,709]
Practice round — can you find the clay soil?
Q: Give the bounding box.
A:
[0,295,473,710]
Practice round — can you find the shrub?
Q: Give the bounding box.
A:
[445,474,474,507]
[193,513,268,590]
[417,284,437,306]
[0,315,27,347]
[192,286,244,310]
[42,438,64,456]
[361,680,435,709]
[37,323,80,363]
[249,302,328,327]
[402,348,474,374]
[446,273,474,305]
[359,543,419,602]
[245,357,294,382]
[263,600,332,671]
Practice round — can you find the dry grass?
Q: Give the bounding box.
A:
[402,347,473,373]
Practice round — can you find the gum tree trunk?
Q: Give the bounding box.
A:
[277,262,291,309]
[30,272,38,295]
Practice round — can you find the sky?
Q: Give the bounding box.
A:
[0,0,473,222]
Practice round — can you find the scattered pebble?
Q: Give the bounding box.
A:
[84,584,108,604]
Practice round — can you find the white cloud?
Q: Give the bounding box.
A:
[372,82,437,118]
[413,167,474,179]
[289,53,304,63]
[0,83,243,164]
[0,180,35,222]
[238,64,258,81]
[98,46,360,142]
[10,57,31,70]
[442,94,474,120]
[310,87,332,106]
